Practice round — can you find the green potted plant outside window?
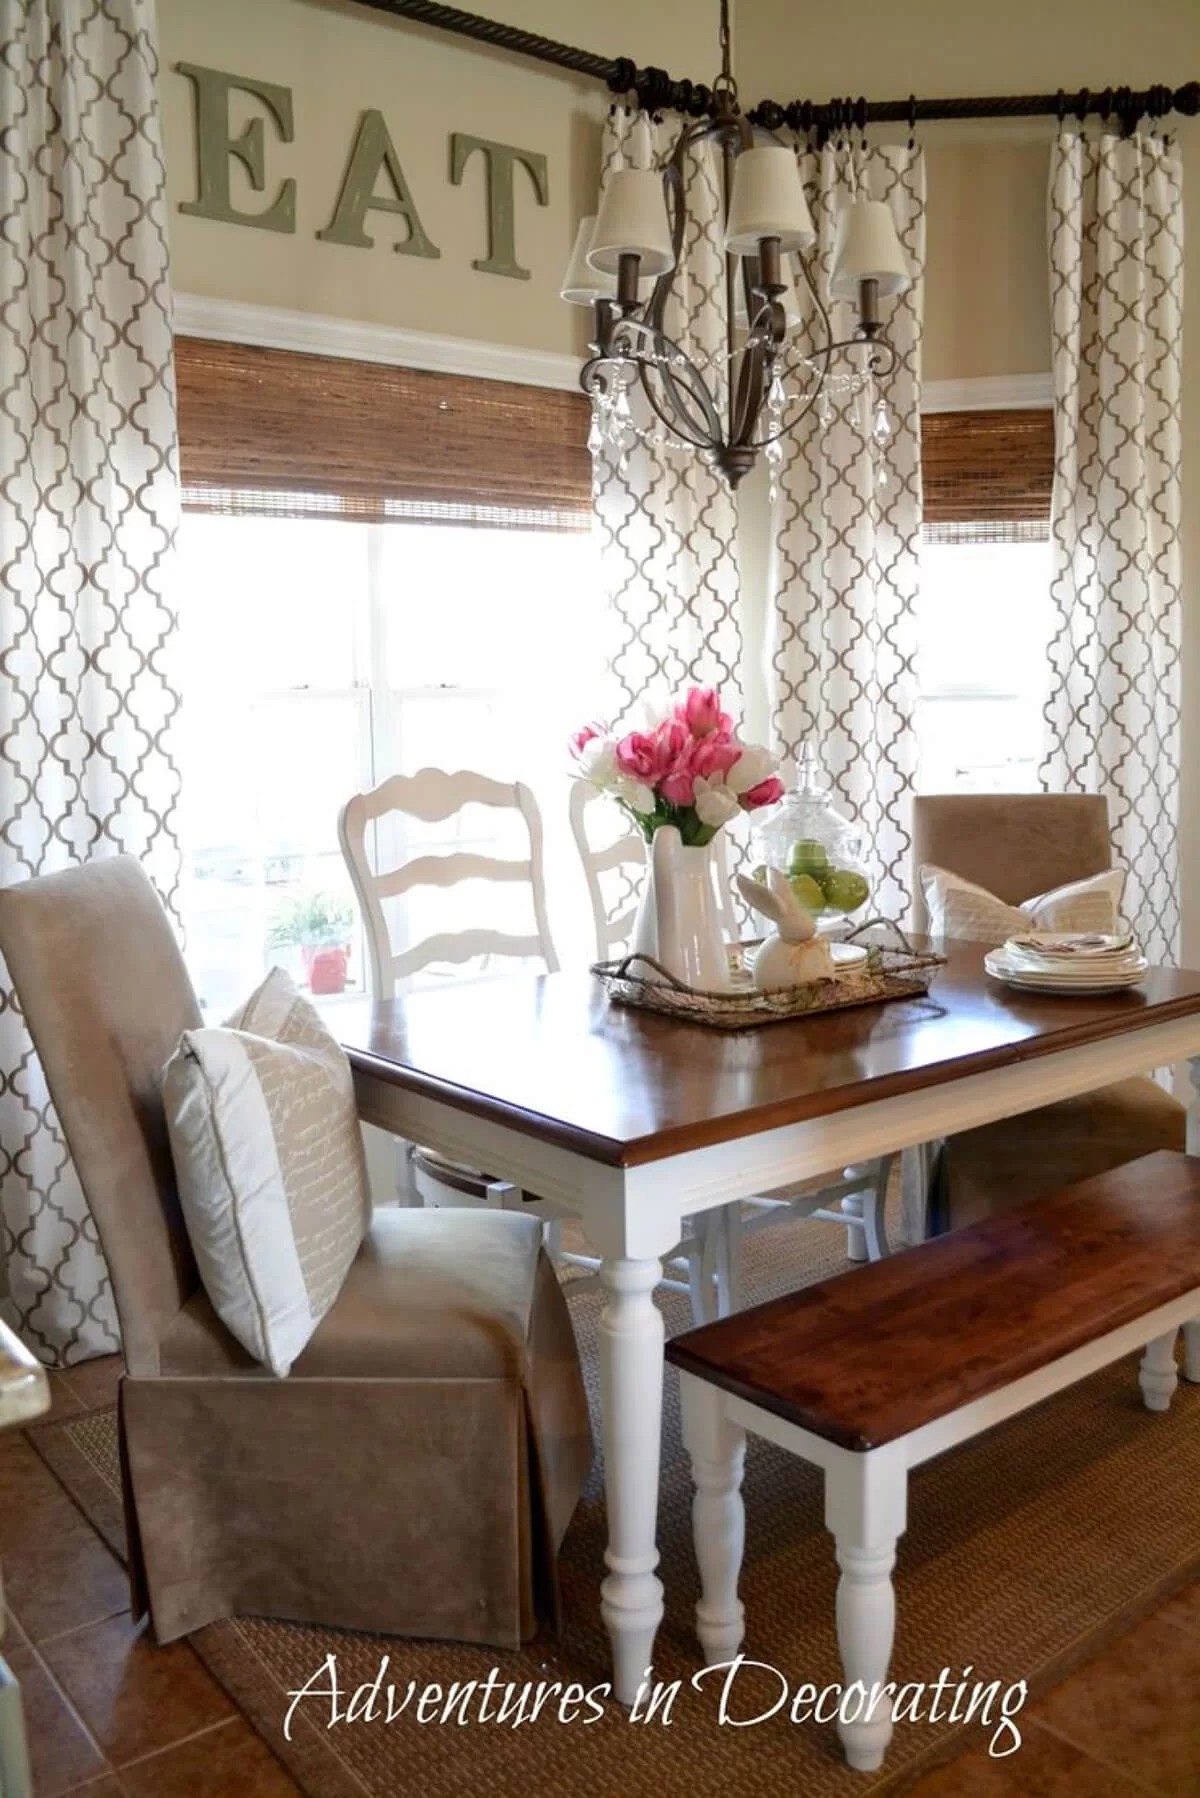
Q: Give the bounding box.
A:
[267,893,355,995]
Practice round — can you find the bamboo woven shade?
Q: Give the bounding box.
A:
[174,337,593,530]
[921,408,1054,541]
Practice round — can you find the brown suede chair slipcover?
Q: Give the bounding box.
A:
[0,857,593,1646]
[913,794,1185,1232]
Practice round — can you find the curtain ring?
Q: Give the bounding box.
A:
[907,94,918,150]
[1075,86,1090,124]
[1055,89,1066,126]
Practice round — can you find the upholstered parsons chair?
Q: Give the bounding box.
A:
[912,794,1185,1231]
[0,858,593,1646]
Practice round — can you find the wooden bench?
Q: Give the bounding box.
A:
[665,1150,1200,1773]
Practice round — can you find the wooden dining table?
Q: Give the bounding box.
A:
[338,941,1200,1704]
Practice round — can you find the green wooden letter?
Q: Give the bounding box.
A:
[177,63,296,233]
[319,111,441,257]
[449,134,548,280]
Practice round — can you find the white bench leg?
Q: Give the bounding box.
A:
[1139,1328,1180,1411]
[679,1373,746,1664]
[1184,1321,1200,1384]
[826,1446,908,1774]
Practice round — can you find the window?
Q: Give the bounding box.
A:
[915,407,1055,794]
[174,339,599,1016]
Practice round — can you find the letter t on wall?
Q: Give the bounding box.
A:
[449,135,549,280]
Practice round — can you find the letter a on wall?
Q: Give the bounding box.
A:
[319,110,441,256]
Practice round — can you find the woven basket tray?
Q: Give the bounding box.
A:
[591,919,945,1030]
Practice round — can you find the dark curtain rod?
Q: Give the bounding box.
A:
[348,0,1198,134]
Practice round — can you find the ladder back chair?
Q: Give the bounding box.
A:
[570,784,895,1319]
[339,768,562,1224]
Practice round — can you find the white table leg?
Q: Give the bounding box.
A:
[597,1254,667,1705]
[1139,1329,1180,1411]
[679,1373,746,1663]
[826,1446,908,1774]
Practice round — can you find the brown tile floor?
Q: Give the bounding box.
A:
[10,1354,1200,1797]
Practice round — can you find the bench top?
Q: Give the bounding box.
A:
[665,1151,1200,1452]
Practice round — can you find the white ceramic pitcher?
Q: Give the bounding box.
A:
[631,823,730,991]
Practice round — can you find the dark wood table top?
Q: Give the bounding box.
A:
[338,943,1200,1168]
[666,1152,1200,1450]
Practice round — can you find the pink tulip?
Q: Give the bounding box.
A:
[659,766,696,807]
[569,723,604,760]
[655,717,690,762]
[615,730,664,783]
[739,775,786,811]
[690,734,742,781]
[679,686,733,739]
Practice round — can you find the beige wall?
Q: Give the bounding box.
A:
[159,0,1200,954]
[158,0,717,358]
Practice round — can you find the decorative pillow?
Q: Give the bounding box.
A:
[163,969,370,1376]
[919,864,1126,945]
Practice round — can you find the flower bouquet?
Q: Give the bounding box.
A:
[569,686,784,845]
[571,687,783,993]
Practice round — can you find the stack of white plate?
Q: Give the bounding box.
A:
[984,930,1148,995]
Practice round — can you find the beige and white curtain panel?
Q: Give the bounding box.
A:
[1042,131,1183,964]
[767,142,926,922]
[0,0,181,1361]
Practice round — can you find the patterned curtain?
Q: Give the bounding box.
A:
[1042,132,1183,963]
[0,0,181,1362]
[591,107,743,726]
[767,143,925,921]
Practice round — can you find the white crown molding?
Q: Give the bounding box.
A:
[171,293,584,392]
[922,372,1053,412]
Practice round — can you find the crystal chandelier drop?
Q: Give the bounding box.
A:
[561,0,910,492]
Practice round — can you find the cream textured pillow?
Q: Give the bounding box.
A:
[163,969,370,1376]
[920,864,1126,945]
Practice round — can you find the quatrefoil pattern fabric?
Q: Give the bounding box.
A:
[767,142,926,924]
[0,0,180,1361]
[1042,133,1183,965]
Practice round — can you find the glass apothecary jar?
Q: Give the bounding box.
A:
[751,744,872,925]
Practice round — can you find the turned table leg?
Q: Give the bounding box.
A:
[679,1373,746,1664]
[1140,1329,1181,1411]
[597,1254,667,1705]
[826,1447,908,1773]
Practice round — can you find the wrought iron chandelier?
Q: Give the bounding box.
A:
[560,0,910,491]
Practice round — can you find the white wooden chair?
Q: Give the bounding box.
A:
[338,768,564,1224]
[570,783,894,1312]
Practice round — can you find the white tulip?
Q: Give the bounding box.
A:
[726,744,778,797]
[577,738,619,787]
[693,776,741,829]
[613,775,656,815]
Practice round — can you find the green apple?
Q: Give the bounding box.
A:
[822,869,870,914]
[788,872,826,915]
[788,838,829,879]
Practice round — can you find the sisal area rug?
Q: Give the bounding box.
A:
[32,1208,1200,1798]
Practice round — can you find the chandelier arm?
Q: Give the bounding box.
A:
[743,334,900,448]
[638,364,720,451]
[639,337,727,444]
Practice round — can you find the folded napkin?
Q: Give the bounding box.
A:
[1005,930,1135,960]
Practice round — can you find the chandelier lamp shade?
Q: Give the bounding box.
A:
[561,0,910,490]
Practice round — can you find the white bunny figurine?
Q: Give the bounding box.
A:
[737,867,836,990]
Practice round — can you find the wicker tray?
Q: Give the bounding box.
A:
[591,919,945,1030]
